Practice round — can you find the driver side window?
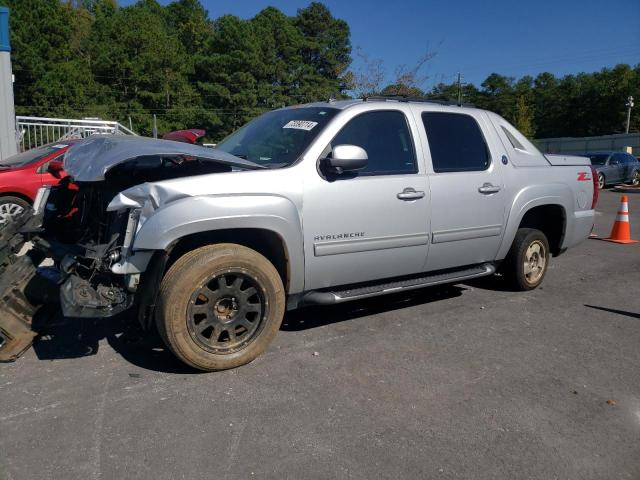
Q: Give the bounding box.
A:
[612,153,626,165]
[330,110,417,175]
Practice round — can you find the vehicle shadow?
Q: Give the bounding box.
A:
[28,279,506,372]
[281,284,466,331]
[462,273,520,292]
[31,306,197,374]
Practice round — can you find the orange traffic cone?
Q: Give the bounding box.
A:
[603,195,639,244]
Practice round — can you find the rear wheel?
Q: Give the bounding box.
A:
[501,228,550,291]
[597,172,606,190]
[156,243,285,371]
[0,196,30,226]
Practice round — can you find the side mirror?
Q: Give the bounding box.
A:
[322,144,368,174]
[47,160,64,174]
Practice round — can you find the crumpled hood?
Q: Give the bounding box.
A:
[63,135,263,182]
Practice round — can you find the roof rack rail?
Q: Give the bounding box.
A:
[362,94,474,107]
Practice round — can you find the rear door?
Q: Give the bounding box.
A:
[417,109,507,272]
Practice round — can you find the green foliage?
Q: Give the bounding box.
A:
[1,0,638,140]
[380,84,424,97]
[514,95,535,139]
[2,0,351,140]
[428,66,640,138]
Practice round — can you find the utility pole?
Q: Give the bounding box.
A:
[625,96,634,134]
[456,73,462,106]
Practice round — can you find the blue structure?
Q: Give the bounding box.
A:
[0,7,10,53]
[0,6,16,160]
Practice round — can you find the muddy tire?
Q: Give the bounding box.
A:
[156,243,285,371]
[0,196,30,227]
[501,228,550,291]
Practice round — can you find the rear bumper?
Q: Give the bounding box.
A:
[563,209,595,249]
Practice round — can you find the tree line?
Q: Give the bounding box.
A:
[1,0,638,141]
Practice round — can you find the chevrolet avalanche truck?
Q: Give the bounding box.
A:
[0,97,598,370]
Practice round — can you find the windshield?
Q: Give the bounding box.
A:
[215,107,339,168]
[589,154,609,166]
[0,143,68,168]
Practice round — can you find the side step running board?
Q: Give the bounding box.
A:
[302,263,495,305]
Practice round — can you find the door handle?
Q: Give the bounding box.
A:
[397,188,425,200]
[478,183,501,194]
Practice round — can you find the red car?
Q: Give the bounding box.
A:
[162,129,206,144]
[0,140,78,225]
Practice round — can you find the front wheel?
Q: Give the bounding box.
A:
[631,170,640,186]
[156,243,285,371]
[597,172,606,190]
[501,228,550,291]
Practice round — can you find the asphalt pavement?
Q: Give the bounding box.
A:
[1,189,639,480]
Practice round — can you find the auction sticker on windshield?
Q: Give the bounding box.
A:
[283,120,318,131]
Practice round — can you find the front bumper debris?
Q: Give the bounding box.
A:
[0,256,39,361]
[60,274,132,318]
[0,214,39,362]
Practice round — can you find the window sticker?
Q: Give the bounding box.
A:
[283,120,318,131]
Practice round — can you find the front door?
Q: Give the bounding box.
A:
[302,109,429,290]
[417,110,508,272]
[607,153,626,183]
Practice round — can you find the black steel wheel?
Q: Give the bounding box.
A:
[156,243,285,371]
[187,271,265,354]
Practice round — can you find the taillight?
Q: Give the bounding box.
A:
[590,166,599,209]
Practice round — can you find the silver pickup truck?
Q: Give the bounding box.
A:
[0,98,597,370]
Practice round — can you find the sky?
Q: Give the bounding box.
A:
[121,0,640,89]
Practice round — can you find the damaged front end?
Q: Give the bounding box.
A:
[0,135,262,360]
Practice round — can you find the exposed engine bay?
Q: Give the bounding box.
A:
[0,136,262,360]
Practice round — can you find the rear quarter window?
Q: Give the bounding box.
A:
[421,112,490,173]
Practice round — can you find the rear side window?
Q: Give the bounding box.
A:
[501,126,526,151]
[422,112,490,172]
[331,110,417,175]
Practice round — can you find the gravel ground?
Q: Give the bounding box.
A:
[1,189,639,480]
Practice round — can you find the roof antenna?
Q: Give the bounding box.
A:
[456,73,463,107]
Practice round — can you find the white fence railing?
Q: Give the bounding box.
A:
[15,116,137,151]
